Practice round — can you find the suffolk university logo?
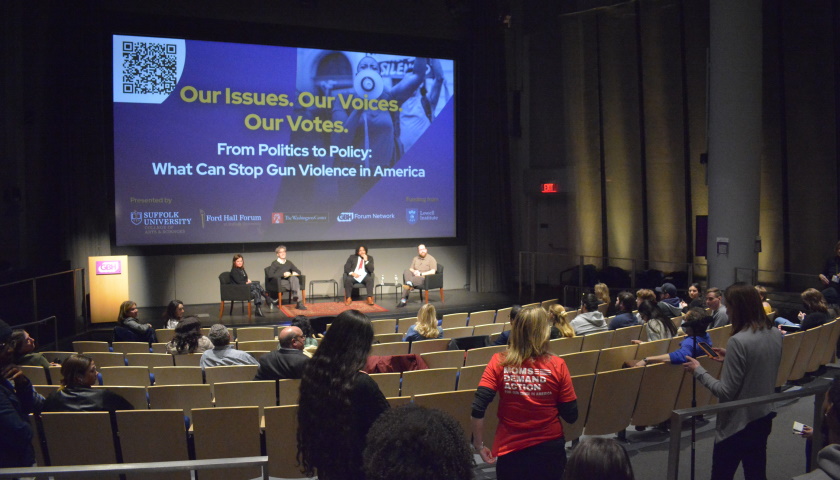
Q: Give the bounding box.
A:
[130,211,142,225]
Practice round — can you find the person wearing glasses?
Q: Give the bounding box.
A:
[41,354,133,412]
[254,326,309,380]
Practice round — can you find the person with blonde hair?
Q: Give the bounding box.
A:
[548,304,574,339]
[594,283,616,317]
[636,289,656,307]
[471,305,578,480]
[402,304,443,342]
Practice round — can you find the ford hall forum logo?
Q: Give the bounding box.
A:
[406,208,418,225]
[130,211,143,225]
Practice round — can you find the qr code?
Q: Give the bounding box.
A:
[121,41,177,95]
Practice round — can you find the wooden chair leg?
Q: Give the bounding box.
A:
[301,290,306,305]
[277,293,282,307]
[247,303,252,323]
[219,302,225,319]
[424,290,429,303]
[439,289,445,303]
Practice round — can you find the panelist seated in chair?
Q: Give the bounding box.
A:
[266,244,307,310]
[344,245,375,306]
[396,243,437,308]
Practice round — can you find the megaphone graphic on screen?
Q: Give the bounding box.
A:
[354,70,384,99]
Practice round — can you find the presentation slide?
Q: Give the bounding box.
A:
[112,35,456,246]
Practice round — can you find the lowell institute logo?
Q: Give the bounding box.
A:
[406,208,418,225]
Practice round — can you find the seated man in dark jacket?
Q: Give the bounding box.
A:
[254,326,309,380]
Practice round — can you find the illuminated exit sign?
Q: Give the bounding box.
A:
[541,183,559,194]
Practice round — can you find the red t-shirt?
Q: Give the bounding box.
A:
[478,353,577,457]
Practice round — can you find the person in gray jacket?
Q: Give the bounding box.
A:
[570,293,608,335]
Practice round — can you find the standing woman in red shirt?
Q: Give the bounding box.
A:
[470,305,578,480]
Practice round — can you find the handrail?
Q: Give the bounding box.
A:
[666,376,832,480]
[0,268,85,289]
[13,316,58,352]
[0,267,87,332]
[0,456,270,479]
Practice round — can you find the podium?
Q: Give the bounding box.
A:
[88,255,129,324]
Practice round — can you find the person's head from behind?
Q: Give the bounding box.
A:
[724,283,774,334]
[291,315,315,338]
[279,326,305,350]
[165,299,184,321]
[61,354,97,388]
[594,283,610,303]
[802,288,828,314]
[313,309,373,367]
[363,404,474,480]
[636,289,656,307]
[755,285,768,302]
[682,307,711,337]
[117,300,138,322]
[548,304,566,325]
[564,437,634,480]
[506,305,550,366]
[208,324,230,347]
[174,316,201,337]
[616,291,635,314]
[509,304,522,323]
[415,303,439,338]
[581,293,600,313]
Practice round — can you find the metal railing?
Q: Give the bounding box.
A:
[0,267,87,325]
[13,315,59,351]
[0,456,270,479]
[667,377,832,480]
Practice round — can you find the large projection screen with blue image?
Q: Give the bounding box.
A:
[113,35,456,246]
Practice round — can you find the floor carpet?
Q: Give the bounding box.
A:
[279,300,389,317]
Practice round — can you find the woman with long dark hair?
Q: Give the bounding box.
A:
[684,283,783,480]
[162,299,185,329]
[636,299,677,342]
[229,253,276,317]
[297,310,389,480]
[165,317,212,355]
[471,305,578,480]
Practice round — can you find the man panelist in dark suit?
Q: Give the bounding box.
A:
[266,245,306,310]
[343,245,375,306]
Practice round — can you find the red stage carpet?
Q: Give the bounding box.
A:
[279,300,389,317]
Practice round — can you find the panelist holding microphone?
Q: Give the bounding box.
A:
[396,244,436,308]
[266,245,307,310]
[343,246,375,306]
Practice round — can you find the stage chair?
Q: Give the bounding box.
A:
[99,366,151,386]
[387,396,412,408]
[264,405,306,478]
[595,344,639,373]
[34,384,60,397]
[237,339,278,351]
[610,325,643,347]
[116,409,190,480]
[85,351,127,367]
[496,307,512,321]
[72,340,110,353]
[126,352,174,368]
[776,331,804,387]
[541,298,559,310]
[234,326,275,342]
[401,367,458,397]
[561,374,596,442]
[420,350,466,369]
[264,266,307,307]
[39,351,74,364]
[214,380,277,421]
[707,324,733,349]
[456,364,487,390]
[788,326,822,382]
[441,312,468,328]
[468,310,496,327]
[408,338,450,355]
[414,389,476,437]
[112,341,151,354]
[559,350,600,376]
[218,271,252,322]
[278,378,302,406]
[630,363,684,427]
[148,384,213,421]
[369,373,401,398]
[464,345,505,367]
[580,330,614,351]
[548,336,583,356]
[155,329,176,344]
[674,356,722,410]
[369,341,410,356]
[583,367,645,436]
[151,366,203,385]
[18,365,49,385]
[414,263,444,304]
[93,385,149,409]
[151,343,168,353]
[472,324,505,337]
[172,353,203,367]
[40,411,119,477]
[374,332,404,343]
[442,326,474,339]
[398,317,417,333]
[597,303,609,315]
[193,406,262,480]
[371,318,398,335]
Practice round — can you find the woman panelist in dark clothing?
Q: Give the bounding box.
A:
[230,254,275,317]
[297,310,389,480]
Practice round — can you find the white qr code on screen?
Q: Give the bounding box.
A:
[121,41,177,95]
[113,35,185,104]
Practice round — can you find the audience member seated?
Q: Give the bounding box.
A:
[775,288,830,333]
[162,299,185,329]
[755,285,773,315]
[549,304,574,339]
[793,378,840,480]
[493,305,522,346]
[636,288,657,307]
[9,329,56,369]
[595,282,617,317]
[656,283,684,318]
[199,324,258,368]
[402,304,443,342]
[634,308,711,367]
[254,326,309,380]
[570,293,608,335]
[681,283,706,311]
[166,316,213,355]
[291,315,321,349]
[564,437,635,480]
[609,291,642,330]
[363,404,474,480]
[632,300,677,343]
[41,354,133,412]
[818,240,840,306]
[706,287,730,328]
[115,300,157,343]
